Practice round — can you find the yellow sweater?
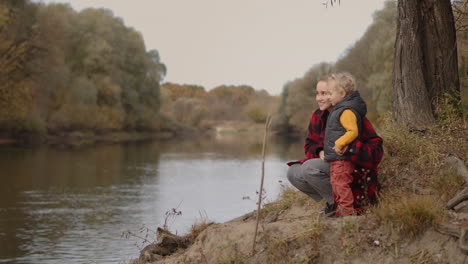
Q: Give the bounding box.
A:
[335,109,358,150]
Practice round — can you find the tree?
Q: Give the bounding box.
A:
[0,4,33,121]
[392,0,461,125]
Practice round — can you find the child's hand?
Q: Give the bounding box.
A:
[333,145,348,156]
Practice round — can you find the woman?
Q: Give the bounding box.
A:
[286,76,383,215]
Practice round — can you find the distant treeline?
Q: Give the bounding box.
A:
[160,83,278,128]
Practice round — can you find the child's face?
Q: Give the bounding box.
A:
[327,81,346,106]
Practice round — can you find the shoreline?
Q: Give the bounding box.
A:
[129,188,463,264]
[0,130,179,148]
[0,121,285,149]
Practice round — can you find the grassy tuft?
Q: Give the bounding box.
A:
[262,200,292,217]
[265,233,320,264]
[214,243,249,264]
[435,87,464,126]
[378,115,467,194]
[262,187,315,217]
[379,117,443,191]
[265,218,322,263]
[187,217,213,240]
[408,249,440,264]
[266,238,290,263]
[430,169,465,202]
[280,187,316,207]
[215,255,248,264]
[371,194,443,238]
[339,217,375,256]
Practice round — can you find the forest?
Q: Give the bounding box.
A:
[1,0,166,140]
[0,0,466,142]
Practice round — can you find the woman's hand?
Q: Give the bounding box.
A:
[319,150,325,161]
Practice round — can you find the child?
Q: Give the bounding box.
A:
[324,73,367,217]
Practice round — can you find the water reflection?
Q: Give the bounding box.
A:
[0,135,303,263]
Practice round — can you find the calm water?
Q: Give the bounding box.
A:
[0,133,303,264]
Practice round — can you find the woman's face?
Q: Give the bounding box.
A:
[316,81,332,111]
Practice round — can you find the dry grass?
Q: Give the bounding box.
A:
[187,216,214,240]
[378,115,466,194]
[371,194,443,238]
[215,256,247,264]
[374,116,467,238]
[266,238,290,263]
[408,249,440,264]
[261,200,291,218]
[340,218,363,255]
[379,117,444,191]
[278,186,315,207]
[430,169,465,202]
[265,225,322,264]
[261,186,314,217]
[263,214,323,263]
[214,245,249,264]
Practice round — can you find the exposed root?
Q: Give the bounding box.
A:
[133,227,193,264]
[445,155,468,210]
[447,188,468,210]
[435,223,460,238]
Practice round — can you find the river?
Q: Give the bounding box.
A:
[0,133,303,264]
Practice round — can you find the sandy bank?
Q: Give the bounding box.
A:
[131,191,466,264]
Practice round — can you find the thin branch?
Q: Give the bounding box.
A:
[252,115,272,255]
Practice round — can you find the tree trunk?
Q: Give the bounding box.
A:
[393,0,460,125]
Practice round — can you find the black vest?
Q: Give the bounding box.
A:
[324,91,367,161]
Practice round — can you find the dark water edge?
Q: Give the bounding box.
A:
[0,130,178,149]
[0,128,303,150]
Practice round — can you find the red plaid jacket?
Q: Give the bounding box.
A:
[287,109,383,208]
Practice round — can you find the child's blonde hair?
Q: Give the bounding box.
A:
[327,72,356,95]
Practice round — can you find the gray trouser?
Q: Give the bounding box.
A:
[286,159,333,204]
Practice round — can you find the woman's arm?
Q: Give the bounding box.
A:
[304,110,325,159]
[349,118,383,168]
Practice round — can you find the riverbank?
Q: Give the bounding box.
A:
[127,119,468,264]
[133,189,464,264]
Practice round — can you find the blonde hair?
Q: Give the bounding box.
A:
[327,72,356,95]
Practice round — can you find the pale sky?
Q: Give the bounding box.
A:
[34,0,387,95]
